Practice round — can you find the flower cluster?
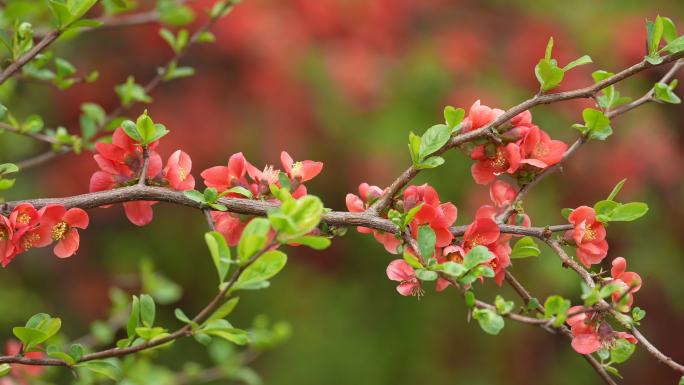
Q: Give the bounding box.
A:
[202,151,323,246]
[464,100,568,185]
[1,203,89,267]
[565,206,609,267]
[378,181,532,296]
[566,307,637,355]
[89,128,195,226]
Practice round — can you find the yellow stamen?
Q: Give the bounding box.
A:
[52,221,69,241]
[17,213,31,225]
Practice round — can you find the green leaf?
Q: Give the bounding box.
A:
[463,245,493,270]
[201,324,250,345]
[648,16,664,56]
[662,17,678,42]
[288,235,331,250]
[0,163,19,175]
[205,231,232,283]
[0,363,10,377]
[67,0,98,22]
[607,178,627,201]
[55,58,76,78]
[579,108,612,140]
[415,269,438,281]
[234,250,287,291]
[408,131,422,164]
[418,124,450,160]
[444,106,465,130]
[654,81,681,104]
[494,295,515,315]
[510,236,540,259]
[121,119,143,143]
[415,156,445,169]
[126,295,140,339]
[661,35,684,54]
[208,297,240,322]
[237,218,270,264]
[608,202,649,222]
[610,339,636,364]
[12,327,48,350]
[632,307,646,322]
[184,189,205,204]
[440,261,466,278]
[472,308,505,335]
[76,359,122,381]
[563,55,592,71]
[464,291,475,308]
[221,186,253,199]
[139,294,155,327]
[416,225,436,259]
[174,308,193,324]
[543,295,571,327]
[269,194,324,240]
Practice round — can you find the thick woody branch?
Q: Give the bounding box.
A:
[0,185,571,239]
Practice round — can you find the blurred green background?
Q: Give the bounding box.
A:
[1,0,683,384]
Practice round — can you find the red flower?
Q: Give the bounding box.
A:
[163,150,195,191]
[280,151,323,183]
[200,152,249,193]
[4,339,44,380]
[520,125,568,169]
[470,143,522,185]
[386,259,422,297]
[211,211,248,247]
[89,128,163,226]
[609,257,642,310]
[345,182,384,234]
[566,307,637,354]
[404,184,457,247]
[461,217,511,285]
[566,206,609,267]
[0,215,16,267]
[40,205,89,258]
[489,180,517,207]
[461,100,504,133]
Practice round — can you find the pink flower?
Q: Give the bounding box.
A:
[490,180,517,207]
[470,143,522,185]
[609,257,642,310]
[201,152,249,193]
[566,307,637,354]
[163,150,195,191]
[386,259,422,297]
[404,184,457,247]
[461,217,511,285]
[5,339,44,379]
[566,206,609,267]
[461,100,504,133]
[0,215,16,267]
[212,211,248,247]
[90,128,163,226]
[520,126,568,169]
[39,205,89,258]
[280,151,323,183]
[345,182,384,234]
